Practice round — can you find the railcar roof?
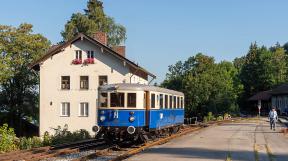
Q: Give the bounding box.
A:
[99,83,184,96]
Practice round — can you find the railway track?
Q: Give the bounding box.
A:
[0,139,105,161]
[0,119,237,161]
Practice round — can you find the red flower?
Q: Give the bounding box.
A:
[72,59,82,65]
[84,58,94,64]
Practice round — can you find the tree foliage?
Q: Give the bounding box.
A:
[162,53,242,117]
[0,24,50,135]
[163,41,288,117]
[238,42,288,110]
[61,0,126,46]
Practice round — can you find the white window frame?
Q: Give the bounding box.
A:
[87,50,94,59]
[75,50,82,59]
[79,102,89,117]
[60,102,70,117]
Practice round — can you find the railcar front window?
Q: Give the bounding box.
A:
[127,93,137,108]
[110,93,125,107]
[160,94,163,108]
[100,93,108,107]
[151,93,155,108]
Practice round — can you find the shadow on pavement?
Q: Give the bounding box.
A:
[142,147,288,161]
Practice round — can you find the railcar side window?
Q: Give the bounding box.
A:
[165,95,168,109]
[173,96,177,108]
[157,95,159,107]
[100,93,108,107]
[181,97,184,108]
[151,93,155,108]
[160,94,163,108]
[169,95,173,108]
[110,93,125,107]
[177,96,180,109]
[127,93,137,108]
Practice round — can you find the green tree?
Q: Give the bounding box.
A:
[61,0,126,46]
[162,53,241,118]
[0,24,50,135]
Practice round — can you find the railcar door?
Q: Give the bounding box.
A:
[144,91,150,128]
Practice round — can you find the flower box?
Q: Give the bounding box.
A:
[83,58,94,64]
[72,59,82,65]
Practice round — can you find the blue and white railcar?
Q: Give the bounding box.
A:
[92,83,185,141]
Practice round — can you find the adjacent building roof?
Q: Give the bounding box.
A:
[248,90,272,101]
[29,33,156,79]
[269,83,288,95]
[248,83,288,101]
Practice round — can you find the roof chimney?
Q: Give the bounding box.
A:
[92,32,107,46]
[112,46,126,57]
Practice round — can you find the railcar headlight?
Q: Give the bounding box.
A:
[100,110,105,115]
[129,116,135,122]
[100,116,106,122]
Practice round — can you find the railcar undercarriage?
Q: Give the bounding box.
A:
[94,125,182,143]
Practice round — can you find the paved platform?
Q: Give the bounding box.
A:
[127,119,288,161]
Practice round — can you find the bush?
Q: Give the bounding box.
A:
[19,136,42,150]
[50,124,91,145]
[0,124,17,152]
[203,116,208,123]
[42,131,52,146]
[207,112,215,122]
[217,116,223,121]
[224,113,230,120]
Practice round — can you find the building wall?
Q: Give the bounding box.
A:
[271,95,288,114]
[39,39,148,136]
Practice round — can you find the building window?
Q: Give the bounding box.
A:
[165,95,168,109]
[100,93,108,107]
[87,51,94,58]
[151,93,155,108]
[80,76,89,89]
[79,102,89,117]
[61,102,70,116]
[160,94,163,109]
[110,92,125,107]
[61,76,70,90]
[99,75,108,86]
[127,93,137,108]
[75,50,82,59]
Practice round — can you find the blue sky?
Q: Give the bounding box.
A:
[1,0,288,83]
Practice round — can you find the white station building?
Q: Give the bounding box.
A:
[31,32,156,136]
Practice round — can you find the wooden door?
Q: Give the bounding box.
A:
[145,91,150,127]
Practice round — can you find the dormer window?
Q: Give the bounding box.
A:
[87,51,94,59]
[76,50,82,59]
[72,50,82,64]
[84,51,94,64]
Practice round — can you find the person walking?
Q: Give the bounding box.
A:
[268,107,278,131]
